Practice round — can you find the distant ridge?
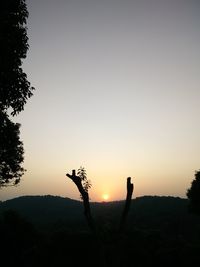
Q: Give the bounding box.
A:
[0,195,189,227]
[0,195,85,227]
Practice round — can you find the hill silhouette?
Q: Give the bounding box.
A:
[0,195,197,232]
[0,195,82,222]
[1,195,200,267]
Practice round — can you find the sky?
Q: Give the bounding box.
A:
[1,0,200,202]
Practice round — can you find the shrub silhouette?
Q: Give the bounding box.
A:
[187,170,200,215]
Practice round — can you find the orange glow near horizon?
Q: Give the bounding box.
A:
[102,193,110,201]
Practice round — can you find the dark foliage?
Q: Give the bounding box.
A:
[0,0,34,186]
[187,170,200,215]
[0,209,41,267]
[0,0,34,115]
[0,111,25,186]
[77,166,92,199]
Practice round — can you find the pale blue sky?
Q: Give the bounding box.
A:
[1,0,200,202]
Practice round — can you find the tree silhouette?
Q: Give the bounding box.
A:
[0,0,34,115]
[119,177,134,232]
[0,0,34,186]
[66,168,95,232]
[66,168,134,267]
[0,112,25,186]
[187,170,200,215]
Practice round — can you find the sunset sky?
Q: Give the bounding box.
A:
[1,0,200,202]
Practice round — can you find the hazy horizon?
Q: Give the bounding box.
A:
[0,192,188,203]
[1,0,200,202]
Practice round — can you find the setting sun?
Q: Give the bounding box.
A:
[102,193,110,201]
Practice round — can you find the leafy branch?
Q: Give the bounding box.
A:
[77,166,92,199]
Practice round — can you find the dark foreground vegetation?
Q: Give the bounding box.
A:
[0,195,200,267]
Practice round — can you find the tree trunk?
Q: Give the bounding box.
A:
[66,170,95,233]
[119,177,134,233]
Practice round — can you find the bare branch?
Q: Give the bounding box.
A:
[119,177,134,233]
